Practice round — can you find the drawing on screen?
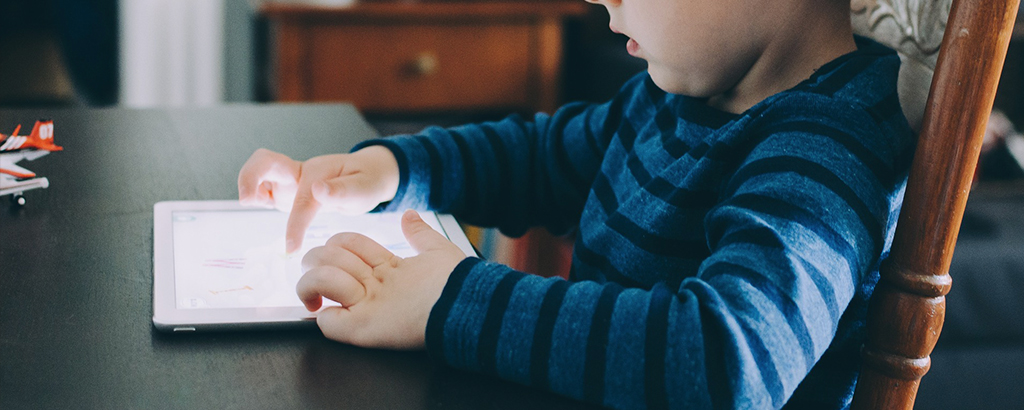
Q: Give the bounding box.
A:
[202,258,246,269]
[210,285,253,295]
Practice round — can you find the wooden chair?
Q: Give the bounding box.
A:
[849,0,1021,408]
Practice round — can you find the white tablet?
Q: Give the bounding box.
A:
[153,200,477,332]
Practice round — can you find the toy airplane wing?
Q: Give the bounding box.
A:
[0,156,38,179]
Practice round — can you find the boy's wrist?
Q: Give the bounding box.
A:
[352,138,422,210]
[352,145,400,203]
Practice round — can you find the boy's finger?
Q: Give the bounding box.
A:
[239,179,271,208]
[312,175,381,214]
[296,266,366,311]
[237,153,266,203]
[238,149,295,204]
[285,187,320,253]
[316,306,362,344]
[301,245,375,282]
[325,232,395,268]
[401,209,452,253]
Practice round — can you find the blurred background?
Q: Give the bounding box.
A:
[0,0,644,121]
[0,0,1020,143]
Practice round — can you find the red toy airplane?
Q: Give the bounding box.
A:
[0,120,62,205]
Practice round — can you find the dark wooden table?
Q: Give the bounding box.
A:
[0,105,591,409]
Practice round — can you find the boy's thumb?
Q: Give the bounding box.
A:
[311,178,347,205]
[401,209,448,254]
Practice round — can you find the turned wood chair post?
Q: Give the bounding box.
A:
[851,0,1021,408]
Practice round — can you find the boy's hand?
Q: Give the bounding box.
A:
[237,146,400,253]
[296,210,467,350]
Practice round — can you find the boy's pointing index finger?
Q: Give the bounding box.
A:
[285,192,320,254]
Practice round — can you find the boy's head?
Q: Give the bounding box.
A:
[586,0,855,112]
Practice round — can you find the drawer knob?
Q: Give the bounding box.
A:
[411,52,440,76]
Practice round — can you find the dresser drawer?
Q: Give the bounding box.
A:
[304,23,534,112]
[265,1,588,114]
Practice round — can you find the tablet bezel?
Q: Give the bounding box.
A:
[153,200,478,332]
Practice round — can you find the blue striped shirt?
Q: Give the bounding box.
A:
[358,36,915,409]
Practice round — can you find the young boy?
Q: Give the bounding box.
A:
[238,0,915,408]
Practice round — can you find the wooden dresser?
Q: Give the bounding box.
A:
[262,0,587,114]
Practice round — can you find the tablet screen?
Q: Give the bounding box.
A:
[170,210,443,310]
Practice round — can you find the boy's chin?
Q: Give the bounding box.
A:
[647,69,699,97]
[648,66,730,101]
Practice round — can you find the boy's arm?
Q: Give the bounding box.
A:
[353,74,647,237]
[425,103,913,408]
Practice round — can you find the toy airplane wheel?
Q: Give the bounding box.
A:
[12,193,26,206]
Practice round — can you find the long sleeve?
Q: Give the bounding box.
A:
[353,76,648,237]
[424,92,913,409]
[361,37,913,409]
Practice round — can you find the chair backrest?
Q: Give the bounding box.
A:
[851,0,950,131]
[849,0,1021,408]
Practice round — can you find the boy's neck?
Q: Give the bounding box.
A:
[706,4,857,114]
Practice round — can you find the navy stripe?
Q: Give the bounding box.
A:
[655,105,680,156]
[687,141,711,160]
[812,56,875,96]
[583,283,623,404]
[552,123,591,197]
[600,94,626,144]
[606,213,710,259]
[646,177,720,210]
[894,144,915,179]
[574,244,646,288]
[794,255,841,323]
[724,156,883,256]
[529,279,570,390]
[592,172,619,216]
[644,283,673,410]
[655,105,677,135]
[663,133,691,159]
[626,149,652,185]
[581,106,607,161]
[617,118,640,153]
[449,130,479,219]
[724,193,861,275]
[707,263,817,370]
[676,96,740,129]
[865,91,902,125]
[736,317,786,407]
[702,307,731,410]
[415,135,446,210]
[481,125,514,216]
[704,132,772,164]
[477,273,523,375]
[426,258,480,361]
[536,154,562,229]
[758,121,893,189]
[718,226,785,251]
